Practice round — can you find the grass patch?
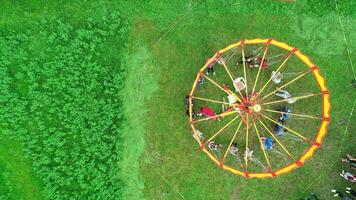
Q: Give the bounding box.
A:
[128,2,356,199]
[0,136,43,200]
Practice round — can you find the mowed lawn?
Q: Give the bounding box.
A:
[125,1,356,200]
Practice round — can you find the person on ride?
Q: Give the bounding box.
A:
[271,71,283,84]
[198,75,205,86]
[206,57,216,75]
[186,109,201,119]
[208,141,222,151]
[250,57,268,68]
[185,95,194,108]
[274,124,286,136]
[286,98,296,104]
[201,106,219,120]
[246,55,256,65]
[237,53,259,66]
[280,106,291,120]
[275,89,297,104]
[279,114,289,122]
[229,143,239,156]
[236,55,252,66]
[192,129,204,140]
[275,89,292,99]
[216,56,224,65]
[278,116,286,126]
[261,137,275,150]
[244,148,254,160]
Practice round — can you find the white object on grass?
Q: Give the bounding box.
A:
[271,71,283,84]
[275,89,292,99]
[228,94,238,105]
[192,129,204,140]
[233,77,246,92]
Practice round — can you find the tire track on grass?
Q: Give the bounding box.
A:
[334,0,355,80]
[127,1,200,199]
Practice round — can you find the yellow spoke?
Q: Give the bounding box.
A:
[242,45,249,97]
[258,119,293,159]
[220,58,235,82]
[220,59,245,100]
[251,43,270,95]
[201,73,242,102]
[260,113,312,143]
[262,93,321,106]
[255,49,296,98]
[201,73,228,94]
[253,122,272,168]
[234,86,245,104]
[192,110,237,124]
[206,115,240,143]
[193,96,231,105]
[222,120,243,162]
[244,115,249,170]
[263,109,322,120]
[261,70,311,100]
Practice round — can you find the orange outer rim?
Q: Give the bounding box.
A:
[188,38,331,178]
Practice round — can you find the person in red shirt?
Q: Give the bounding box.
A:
[200,106,221,121]
[201,106,216,117]
[258,57,268,69]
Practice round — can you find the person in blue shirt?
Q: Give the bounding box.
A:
[198,76,204,87]
[278,116,286,126]
[274,124,286,137]
[282,113,289,120]
[280,106,291,120]
[262,137,275,150]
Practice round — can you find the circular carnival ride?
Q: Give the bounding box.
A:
[187,38,331,178]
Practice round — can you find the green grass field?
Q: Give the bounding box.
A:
[1,1,355,200]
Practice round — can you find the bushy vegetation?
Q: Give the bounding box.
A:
[0,166,11,200]
[0,12,128,199]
